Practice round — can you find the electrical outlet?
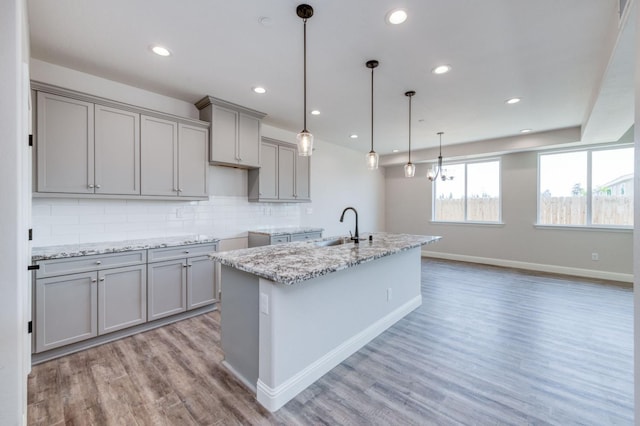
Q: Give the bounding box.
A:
[591,253,599,261]
[260,293,269,315]
[386,288,392,301]
[176,208,184,218]
[306,207,313,215]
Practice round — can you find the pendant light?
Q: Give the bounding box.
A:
[404,90,416,178]
[296,4,314,156]
[366,60,379,170]
[427,132,454,181]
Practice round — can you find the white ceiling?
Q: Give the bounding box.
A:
[27,0,625,155]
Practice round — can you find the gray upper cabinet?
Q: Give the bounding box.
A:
[178,124,208,198]
[33,83,209,201]
[141,115,178,197]
[195,95,266,169]
[248,137,312,202]
[141,117,208,198]
[36,92,95,194]
[278,144,296,201]
[95,105,140,195]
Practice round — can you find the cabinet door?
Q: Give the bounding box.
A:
[238,113,261,168]
[94,105,140,195]
[141,115,178,196]
[278,145,296,200]
[295,154,311,201]
[210,105,238,164]
[187,255,216,310]
[35,271,97,352]
[36,92,94,194]
[148,259,187,320]
[98,265,147,335]
[178,124,208,198]
[259,142,279,199]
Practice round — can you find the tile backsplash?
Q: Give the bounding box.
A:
[32,196,301,247]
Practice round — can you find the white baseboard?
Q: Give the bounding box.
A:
[256,295,423,412]
[422,250,633,283]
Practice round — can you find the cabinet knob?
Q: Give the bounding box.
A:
[91,278,97,283]
[182,264,187,268]
[99,277,105,282]
[96,261,102,265]
[95,184,101,189]
[88,184,95,189]
[184,250,190,254]
[187,264,192,267]
[178,188,183,192]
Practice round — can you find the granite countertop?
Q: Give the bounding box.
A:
[211,232,441,286]
[32,235,220,261]
[248,226,324,236]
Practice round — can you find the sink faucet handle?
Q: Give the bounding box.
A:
[349,230,353,239]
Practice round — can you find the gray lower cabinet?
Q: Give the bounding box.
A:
[35,271,98,353]
[147,243,218,320]
[33,242,217,356]
[98,264,147,334]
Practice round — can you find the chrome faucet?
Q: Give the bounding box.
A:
[339,207,359,244]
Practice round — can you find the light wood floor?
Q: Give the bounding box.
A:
[28,259,633,425]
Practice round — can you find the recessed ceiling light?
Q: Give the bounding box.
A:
[311,110,320,115]
[505,97,521,104]
[349,134,358,139]
[252,86,267,94]
[151,45,171,57]
[386,9,408,25]
[392,149,400,153]
[432,65,451,75]
[520,128,532,133]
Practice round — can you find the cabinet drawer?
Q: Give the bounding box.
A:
[148,243,217,262]
[290,232,322,242]
[270,235,290,245]
[36,250,147,278]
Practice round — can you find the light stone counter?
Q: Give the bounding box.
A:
[32,235,220,261]
[247,226,324,237]
[211,232,441,285]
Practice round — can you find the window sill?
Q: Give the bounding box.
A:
[430,221,505,227]
[533,224,632,233]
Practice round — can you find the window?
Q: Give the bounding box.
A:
[432,159,501,223]
[538,145,633,227]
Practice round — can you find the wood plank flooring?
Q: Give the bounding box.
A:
[28,259,633,425]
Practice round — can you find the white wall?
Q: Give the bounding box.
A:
[29,61,386,247]
[1,0,29,424]
[633,0,639,420]
[385,150,633,281]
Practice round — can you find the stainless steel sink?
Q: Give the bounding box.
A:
[314,238,351,247]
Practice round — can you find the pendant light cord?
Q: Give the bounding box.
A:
[408,96,412,163]
[303,18,308,131]
[370,66,374,152]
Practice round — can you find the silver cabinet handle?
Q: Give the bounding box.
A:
[95,184,101,189]
[182,264,187,268]
[178,188,183,192]
[96,261,101,265]
[91,278,97,283]
[88,184,94,189]
[184,250,190,254]
[187,264,192,267]
[99,277,105,282]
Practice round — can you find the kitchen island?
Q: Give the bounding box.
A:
[211,232,441,411]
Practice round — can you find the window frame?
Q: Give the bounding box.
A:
[430,157,503,224]
[536,143,634,230]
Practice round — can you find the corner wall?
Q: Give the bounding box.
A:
[385,150,633,281]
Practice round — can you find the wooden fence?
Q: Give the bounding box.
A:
[435,196,633,225]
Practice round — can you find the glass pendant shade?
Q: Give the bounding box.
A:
[404,162,416,177]
[366,150,379,170]
[296,130,313,156]
[427,167,437,181]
